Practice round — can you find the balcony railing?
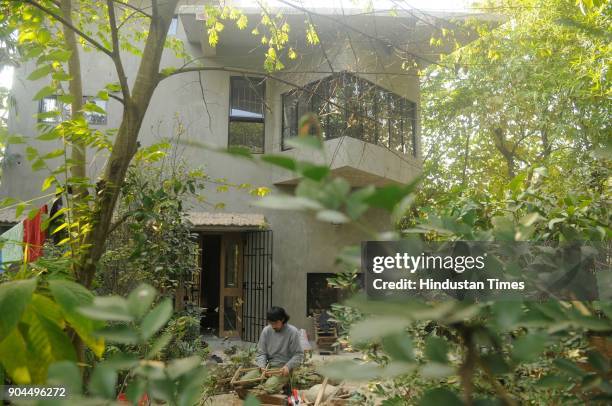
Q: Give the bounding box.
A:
[281,72,417,157]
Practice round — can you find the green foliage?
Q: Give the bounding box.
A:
[97,158,205,296]
[45,283,208,405]
[421,0,611,200]
[0,276,103,384]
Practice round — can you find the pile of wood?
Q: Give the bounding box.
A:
[235,377,354,406]
[313,312,338,355]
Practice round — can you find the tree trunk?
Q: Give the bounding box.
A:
[59,0,89,366]
[75,0,180,288]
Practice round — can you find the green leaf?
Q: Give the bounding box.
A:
[425,336,449,363]
[512,332,547,363]
[37,130,61,141]
[491,301,523,330]
[0,329,32,384]
[285,135,323,150]
[47,361,82,395]
[316,210,350,224]
[318,360,414,381]
[553,358,586,378]
[226,146,253,158]
[419,388,463,406]
[299,163,329,181]
[88,364,117,399]
[255,195,323,211]
[33,86,56,101]
[105,82,122,92]
[350,316,411,343]
[127,284,157,319]
[244,394,261,406]
[79,296,134,322]
[15,202,27,217]
[147,332,173,358]
[42,175,56,191]
[261,154,297,171]
[364,182,418,211]
[0,278,37,342]
[48,280,105,357]
[382,333,414,361]
[82,102,106,115]
[420,362,455,379]
[45,49,72,62]
[536,374,569,388]
[57,94,74,104]
[520,212,543,227]
[95,325,139,344]
[96,90,109,101]
[29,306,77,361]
[103,353,139,370]
[140,298,173,340]
[27,65,53,81]
[166,356,202,379]
[52,71,72,81]
[480,353,510,375]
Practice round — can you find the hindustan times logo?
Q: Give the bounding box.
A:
[372,252,487,274]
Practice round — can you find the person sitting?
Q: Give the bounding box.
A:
[255,306,304,380]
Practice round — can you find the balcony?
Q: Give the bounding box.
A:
[274,135,421,187]
[274,72,421,186]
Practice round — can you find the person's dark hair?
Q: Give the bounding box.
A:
[266,306,290,323]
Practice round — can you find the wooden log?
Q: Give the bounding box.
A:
[314,377,329,406]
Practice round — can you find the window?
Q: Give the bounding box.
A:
[38,95,107,125]
[168,15,179,36]
[229,76,265,153]
[306,273,363,316]
[281,72,418,156]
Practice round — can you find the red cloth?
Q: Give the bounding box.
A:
[23,205,47,262]
[117,392,149,405]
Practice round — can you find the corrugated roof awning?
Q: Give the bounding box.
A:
[186,212,267,231]
[0,209,22,224]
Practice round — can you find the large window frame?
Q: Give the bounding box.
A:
[38,95,108,125]
[228,76,266,154]
[281,72,418,157]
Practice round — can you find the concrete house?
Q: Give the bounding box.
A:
[0,2,471,341]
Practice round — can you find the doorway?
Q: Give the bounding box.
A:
[198,230,273,340]
[200,233,244,337]
[200,235,220,334]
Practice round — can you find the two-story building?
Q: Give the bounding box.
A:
[0,2,475,341]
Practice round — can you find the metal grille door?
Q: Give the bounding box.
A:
[242,230,273,342]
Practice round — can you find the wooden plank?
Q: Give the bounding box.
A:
[314,377,329,406]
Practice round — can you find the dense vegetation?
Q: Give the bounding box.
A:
[0,0,609,405]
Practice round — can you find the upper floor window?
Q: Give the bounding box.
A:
[168,15,179,36]
[229,76,265,153]
[282,72,417,156]
[38,95,107,125]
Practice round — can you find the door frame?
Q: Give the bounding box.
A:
[219,233,244,337]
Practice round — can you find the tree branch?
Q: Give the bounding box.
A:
[111,0,152,19]
[23,0,113,58]
[107,0,131,101]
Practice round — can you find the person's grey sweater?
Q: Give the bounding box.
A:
[255,323,304,371]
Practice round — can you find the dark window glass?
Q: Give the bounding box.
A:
[229,77,265,153]
[280,72,417,155]
[228,121,264,153]
[306,273,364,316]
[389,94,404,153]
[282,91,298,146]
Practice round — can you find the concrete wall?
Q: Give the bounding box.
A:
[0,7,421,333]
